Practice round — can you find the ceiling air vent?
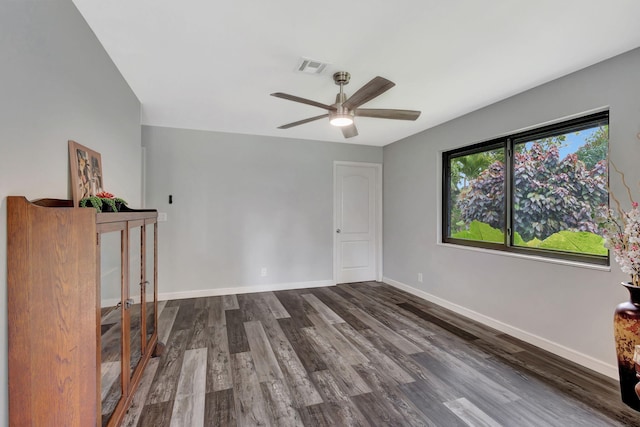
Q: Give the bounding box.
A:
[296,57,328,75]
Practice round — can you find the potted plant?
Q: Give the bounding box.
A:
[79,195,103,212]
[80,191,128,213]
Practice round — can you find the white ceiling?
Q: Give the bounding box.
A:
[72,0,640,147]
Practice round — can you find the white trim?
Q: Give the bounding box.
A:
[383,276,618,380]
[376,164,383,282]
[333,161,383,284]
[101,280,334,307]
[437,242,611,272]
[158,279,334,301]
[333,163,338,284]
[101,294,143,308]
[101,297,122,308]
[141,146,147,208]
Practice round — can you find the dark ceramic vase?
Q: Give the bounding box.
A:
[614,282,640,411]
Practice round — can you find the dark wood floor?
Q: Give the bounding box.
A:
[120,282,640,426]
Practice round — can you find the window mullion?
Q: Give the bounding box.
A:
[505,139,513,248]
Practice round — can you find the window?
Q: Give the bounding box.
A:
[443,111,609,264]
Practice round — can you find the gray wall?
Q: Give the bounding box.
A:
[0,1,142,423]
[143,126,382,295]
[383,48,640,376]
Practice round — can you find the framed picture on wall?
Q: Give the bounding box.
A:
[68,140,104,206]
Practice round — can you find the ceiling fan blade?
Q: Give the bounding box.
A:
[342,76,395,110]
[271,92,336,111]
[277,114,329,129]
[341,123,358,138]
[355,108,421,121]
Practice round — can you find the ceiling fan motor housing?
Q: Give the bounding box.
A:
[333,71,351,86]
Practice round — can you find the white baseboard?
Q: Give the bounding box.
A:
[101,298,121,308]
[157,279,335,301]
[101,279,334,308]
[383,276,618,380]
[101,294,142,308]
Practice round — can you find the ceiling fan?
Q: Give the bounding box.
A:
[271,71,421,138]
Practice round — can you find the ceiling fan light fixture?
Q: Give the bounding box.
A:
[330,114,353,127]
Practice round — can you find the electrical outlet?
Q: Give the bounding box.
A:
[418,273,423,283]
[261,267,267,277]
[158,212,168,222]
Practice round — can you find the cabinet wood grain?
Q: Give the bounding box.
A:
[7,196,160,427]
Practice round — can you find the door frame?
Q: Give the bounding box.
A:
[333,161,383,284]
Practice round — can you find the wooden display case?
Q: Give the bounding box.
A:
[7,196,160,427]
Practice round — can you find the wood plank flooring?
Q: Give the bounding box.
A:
[121,282,640,426]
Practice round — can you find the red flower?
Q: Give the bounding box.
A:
[96,191,114,199]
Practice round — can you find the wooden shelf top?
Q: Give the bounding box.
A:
[9,196,158,224]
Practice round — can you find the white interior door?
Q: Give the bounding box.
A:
[334,162,381,284]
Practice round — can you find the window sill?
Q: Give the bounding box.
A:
[437,241,611,272]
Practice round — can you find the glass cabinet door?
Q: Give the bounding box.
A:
[99,231,123,426]
[144,222,157,349]
[128,225,143,377]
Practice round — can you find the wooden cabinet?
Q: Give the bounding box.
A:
[7,196,160,427]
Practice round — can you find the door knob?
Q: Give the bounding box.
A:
[336,228,341,233]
